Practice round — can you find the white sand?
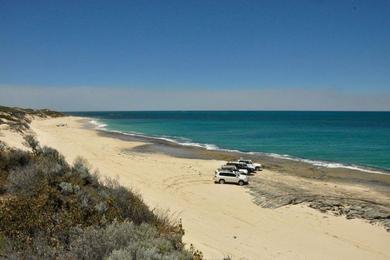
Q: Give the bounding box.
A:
[0,125,28,150]
[2,116,390,259]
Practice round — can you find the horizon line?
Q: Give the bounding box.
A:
[63,109,390,113]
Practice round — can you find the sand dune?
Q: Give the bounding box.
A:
[2,116,388,259]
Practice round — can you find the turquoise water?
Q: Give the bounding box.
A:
[69,111,390,172]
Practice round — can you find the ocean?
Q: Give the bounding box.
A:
[68,111,390,173]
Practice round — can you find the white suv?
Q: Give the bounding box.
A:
[238,159,262,171]
[214,170,249,186]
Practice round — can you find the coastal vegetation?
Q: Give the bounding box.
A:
[0,106,64,133]
[0,136,198,259]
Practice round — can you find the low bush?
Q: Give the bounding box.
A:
[23,135,40,154]
[0,147,30,172]
[0,141,196,258]
[0,145,31,195]
[67,221,192,260]
[7,163,48,197]
[102,177,156,225]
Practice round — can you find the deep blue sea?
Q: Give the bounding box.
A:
[68,111,390,172]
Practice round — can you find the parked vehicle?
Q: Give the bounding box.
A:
[226,161,256,173]
[218,165,248,174]
[238,159,262,171]
[214,170,248,186]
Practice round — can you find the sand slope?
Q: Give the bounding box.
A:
[4,116,385,259]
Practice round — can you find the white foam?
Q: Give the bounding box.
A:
[179,142,219,150]
[89,119,107,129]
[261,153,389,175]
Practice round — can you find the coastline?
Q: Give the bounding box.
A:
[2,115,390,259]
[88,118,390,187]
[86,116,390,177]
[88,117,390,176]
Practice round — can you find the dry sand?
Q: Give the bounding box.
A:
[2,116,390,259]
[0,125,28,151]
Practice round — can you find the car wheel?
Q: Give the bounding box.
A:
[219,179,225,184]
[238,180,244,186]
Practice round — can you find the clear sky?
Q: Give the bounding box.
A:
[1,0,389,110]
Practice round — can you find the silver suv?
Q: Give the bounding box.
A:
[226,161,256,173]
[214,170,249,186]
[218,165,249,175]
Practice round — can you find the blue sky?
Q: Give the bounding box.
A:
[1,0,389,110]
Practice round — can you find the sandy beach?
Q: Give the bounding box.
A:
[1,116,390,259]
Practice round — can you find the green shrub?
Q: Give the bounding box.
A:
[6,148,68,197]
[0,148,31,172]
[7,163,47,197]
[59,182,79,195]
[72,157,99,186]
[0,142,196,258]
[67,221,192,260]
[23,135,40,154]
[40,146,68,170]
[103,178,155,224]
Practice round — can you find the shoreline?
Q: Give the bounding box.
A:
[3,115,390,259]
[87,117,390,176]
[85,118,390,190]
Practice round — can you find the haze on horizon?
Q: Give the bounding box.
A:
[1,1,389,111]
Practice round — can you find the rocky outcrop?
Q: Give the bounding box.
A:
[248,175,390,232]
[308,199,390,231]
